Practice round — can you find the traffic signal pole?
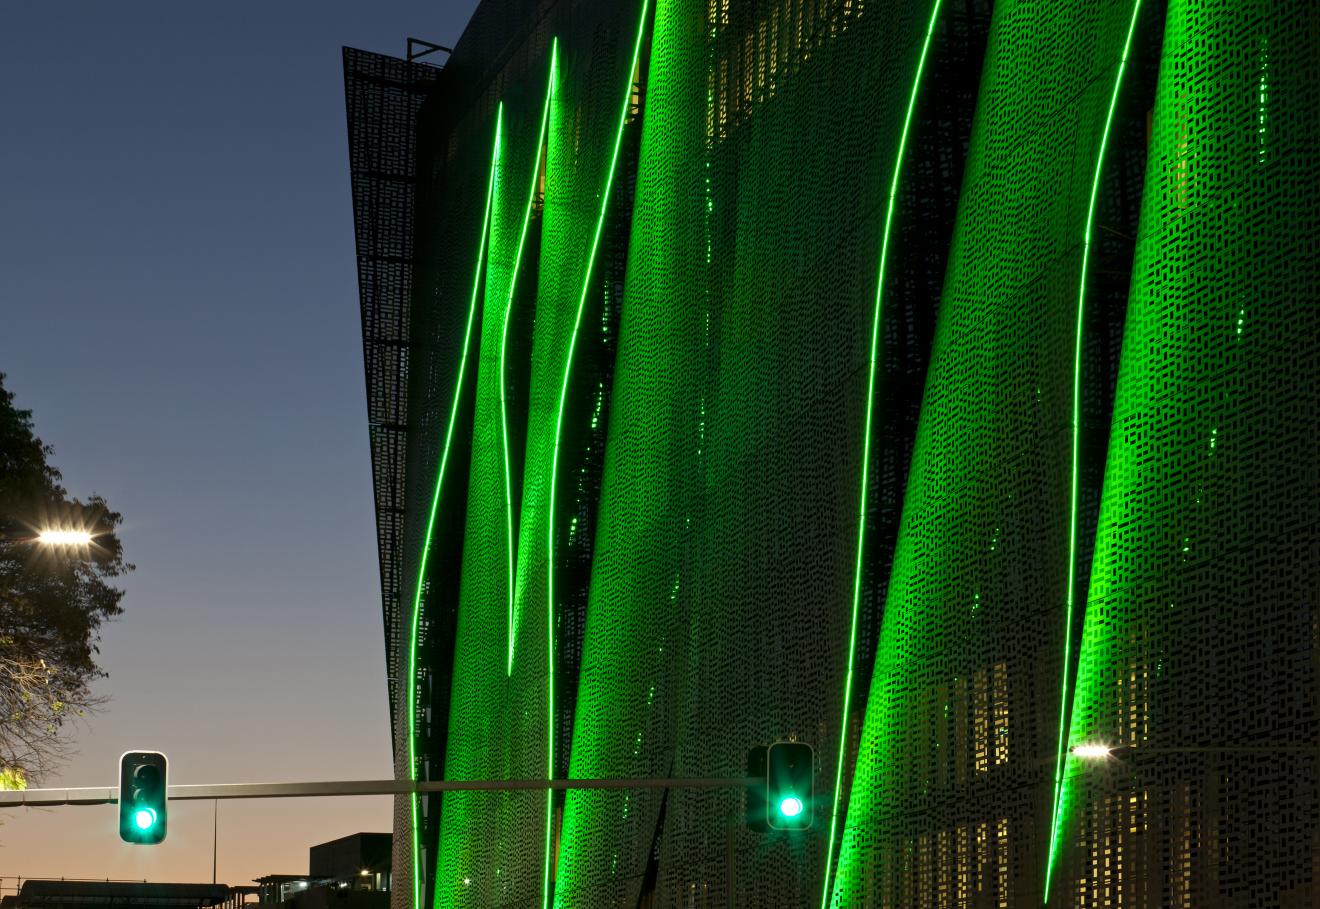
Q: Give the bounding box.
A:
[0,776,760,808]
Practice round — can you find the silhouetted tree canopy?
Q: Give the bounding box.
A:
[0,372,130,787]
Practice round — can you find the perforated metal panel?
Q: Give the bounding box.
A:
[343,49,442,909]
[347,1,1320,907]
[1053,2,1320,906]
[832,0,1165,904]
[426,3,647,906]
[343,46,440,745]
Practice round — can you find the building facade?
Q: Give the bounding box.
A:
[345,1,1320,906]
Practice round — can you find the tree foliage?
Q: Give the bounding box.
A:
[0,372,130,785]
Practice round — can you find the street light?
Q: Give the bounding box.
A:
[1071,743,1113,759]
[36,529,94,546]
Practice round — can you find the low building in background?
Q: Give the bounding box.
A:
[254,833,391,909]
[310,833,392,893]
[253,876,314,906]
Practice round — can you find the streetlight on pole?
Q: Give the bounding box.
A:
[0,528,97,548]
[35,529,94,546]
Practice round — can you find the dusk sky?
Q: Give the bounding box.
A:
[1,0,477,888]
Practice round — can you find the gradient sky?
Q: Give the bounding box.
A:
[0,0,477,889]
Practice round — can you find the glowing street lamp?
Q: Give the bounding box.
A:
[37,529,94,546]
[1071,743,1113,759]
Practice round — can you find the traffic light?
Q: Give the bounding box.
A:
[765,741,813,830]
[119,751,167,844]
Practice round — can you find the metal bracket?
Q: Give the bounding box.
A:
[406,38,453,64]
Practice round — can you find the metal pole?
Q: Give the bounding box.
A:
[212,799,218,885]
[0,776,757,808]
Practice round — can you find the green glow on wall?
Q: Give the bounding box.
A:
[830,1,1149,901]
[372,0,1320,899]
[407,106,501,909]
[819,1,944,905]
[503,42,558,678]
[542,3,650,905]
[1048,2,1319,901]
[431,40,572,900]
[1043,1,1144,900]
[551,0,707,899]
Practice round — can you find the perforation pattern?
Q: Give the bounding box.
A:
[346,2,1320,907]
[342,49,442,909]
[1055,2,1320,905]
[833,1,1155,904]
[422,3,647,906]
[343,46,440,745]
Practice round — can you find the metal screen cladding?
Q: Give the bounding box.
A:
[406,112,500,909]
[1051,1,1320,906]
[343,47,446,909]
[343,46,440,745]
[347,0,1320,906]
[554,0,963,904]
[431,56,547,909]
[832,0,1159,904]
[429,2,649,906]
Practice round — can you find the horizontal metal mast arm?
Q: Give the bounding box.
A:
[0,776,758,807]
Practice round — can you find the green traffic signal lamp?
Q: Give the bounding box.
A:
[778,795,804,818]
[119,751,168,844]
[766,740,814,831]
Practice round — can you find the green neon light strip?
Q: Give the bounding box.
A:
[820,3,944,905]
[406,107,502,909]
[1043,2,1143,901]
[503,43,559,678]
[542,4,650,906]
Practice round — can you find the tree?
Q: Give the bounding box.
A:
[0,372,130,787]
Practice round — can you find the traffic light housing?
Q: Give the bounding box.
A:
[119,751,167,844]
[746,745,769,832]
[765,740,814,831]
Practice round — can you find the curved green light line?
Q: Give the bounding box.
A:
[405,106,502,909]
[1043,2,1143,901]
[542,4,649,906]
[503,42,559,678]
[821,3,944,906]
